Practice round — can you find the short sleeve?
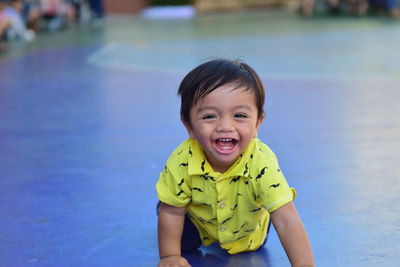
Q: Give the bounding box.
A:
[156,165,191,207]
[255,155,296,213]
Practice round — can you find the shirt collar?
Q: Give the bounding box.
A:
[187,138,256,178]
[187,139,213,176]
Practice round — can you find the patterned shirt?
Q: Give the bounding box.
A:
[156,138,296,254]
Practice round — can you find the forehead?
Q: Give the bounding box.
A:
[194,84,256,108]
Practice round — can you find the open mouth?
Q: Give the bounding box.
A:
[214,138,238,154]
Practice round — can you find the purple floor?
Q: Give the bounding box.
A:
[0,12,399,267]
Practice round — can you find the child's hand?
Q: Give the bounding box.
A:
[158,255,191,267]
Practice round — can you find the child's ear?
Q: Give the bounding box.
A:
[181,118,195,139]
[257,113,265,127]
[254,113,265,137]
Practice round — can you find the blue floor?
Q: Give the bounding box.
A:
[0,11,400,267]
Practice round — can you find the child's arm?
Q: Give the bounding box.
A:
[271,201,315,267]
[158,202,192,267]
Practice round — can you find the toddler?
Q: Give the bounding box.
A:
[156,59,314,267]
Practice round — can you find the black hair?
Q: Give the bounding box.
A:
[178,59,265,125]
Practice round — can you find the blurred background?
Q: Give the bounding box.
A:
[0,0,399,267]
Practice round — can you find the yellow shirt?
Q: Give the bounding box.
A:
[156,138,296,254]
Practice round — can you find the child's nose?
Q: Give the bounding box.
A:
[216,117,234,132]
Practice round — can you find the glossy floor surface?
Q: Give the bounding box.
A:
[0,10,399,267]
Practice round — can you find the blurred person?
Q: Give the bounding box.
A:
[299,0,342,16]
[4,0,35,40]
[22,0,41,31]
[345,0,369,16]
[40,0,76,30]
[68,0,80,20]
[87,0,104,27]
[325,0,341,14]
[0,0,11,51]
[87,0,103,19]
[368,0,400,18]
[299,0,315,16]
[300,0,399,16]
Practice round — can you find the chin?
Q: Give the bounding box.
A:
[215,155,239,167]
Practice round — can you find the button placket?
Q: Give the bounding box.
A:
[216,179,227,236]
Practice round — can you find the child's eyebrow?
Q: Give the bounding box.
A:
[197,106,218,113]
[197,105,253,113]
[234,105,253,111]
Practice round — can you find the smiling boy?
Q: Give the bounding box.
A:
[156,59,314,267]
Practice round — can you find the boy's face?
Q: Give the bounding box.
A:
[183,84,264,173]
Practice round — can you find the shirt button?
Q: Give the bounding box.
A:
[220,227,227,232]
[219,203,225,208]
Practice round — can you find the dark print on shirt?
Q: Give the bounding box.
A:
[243,163,249,176]
[189,147,193,157]
[253,194,260,201]
[233,223,247,234]
[193,187,204,192]
[269,183,280,188]
[176,190,184,196]
[208,217,217,223]
[221,216,233,224]
[200,173,215,181]
[231,203,238,210]
[250,207,262,212]
[198,216,217,225]
[230,176,240,184]
[255,167,268,181]
[201,159,206,172]
[205,218,218,225]
[247,239,253,249]
[178,178,184,186]
[179,163,188,167]
[233,235,249,242]
[177,149,183,155]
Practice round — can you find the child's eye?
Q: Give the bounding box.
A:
[201,114,216,120]
[234,113,248,118]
